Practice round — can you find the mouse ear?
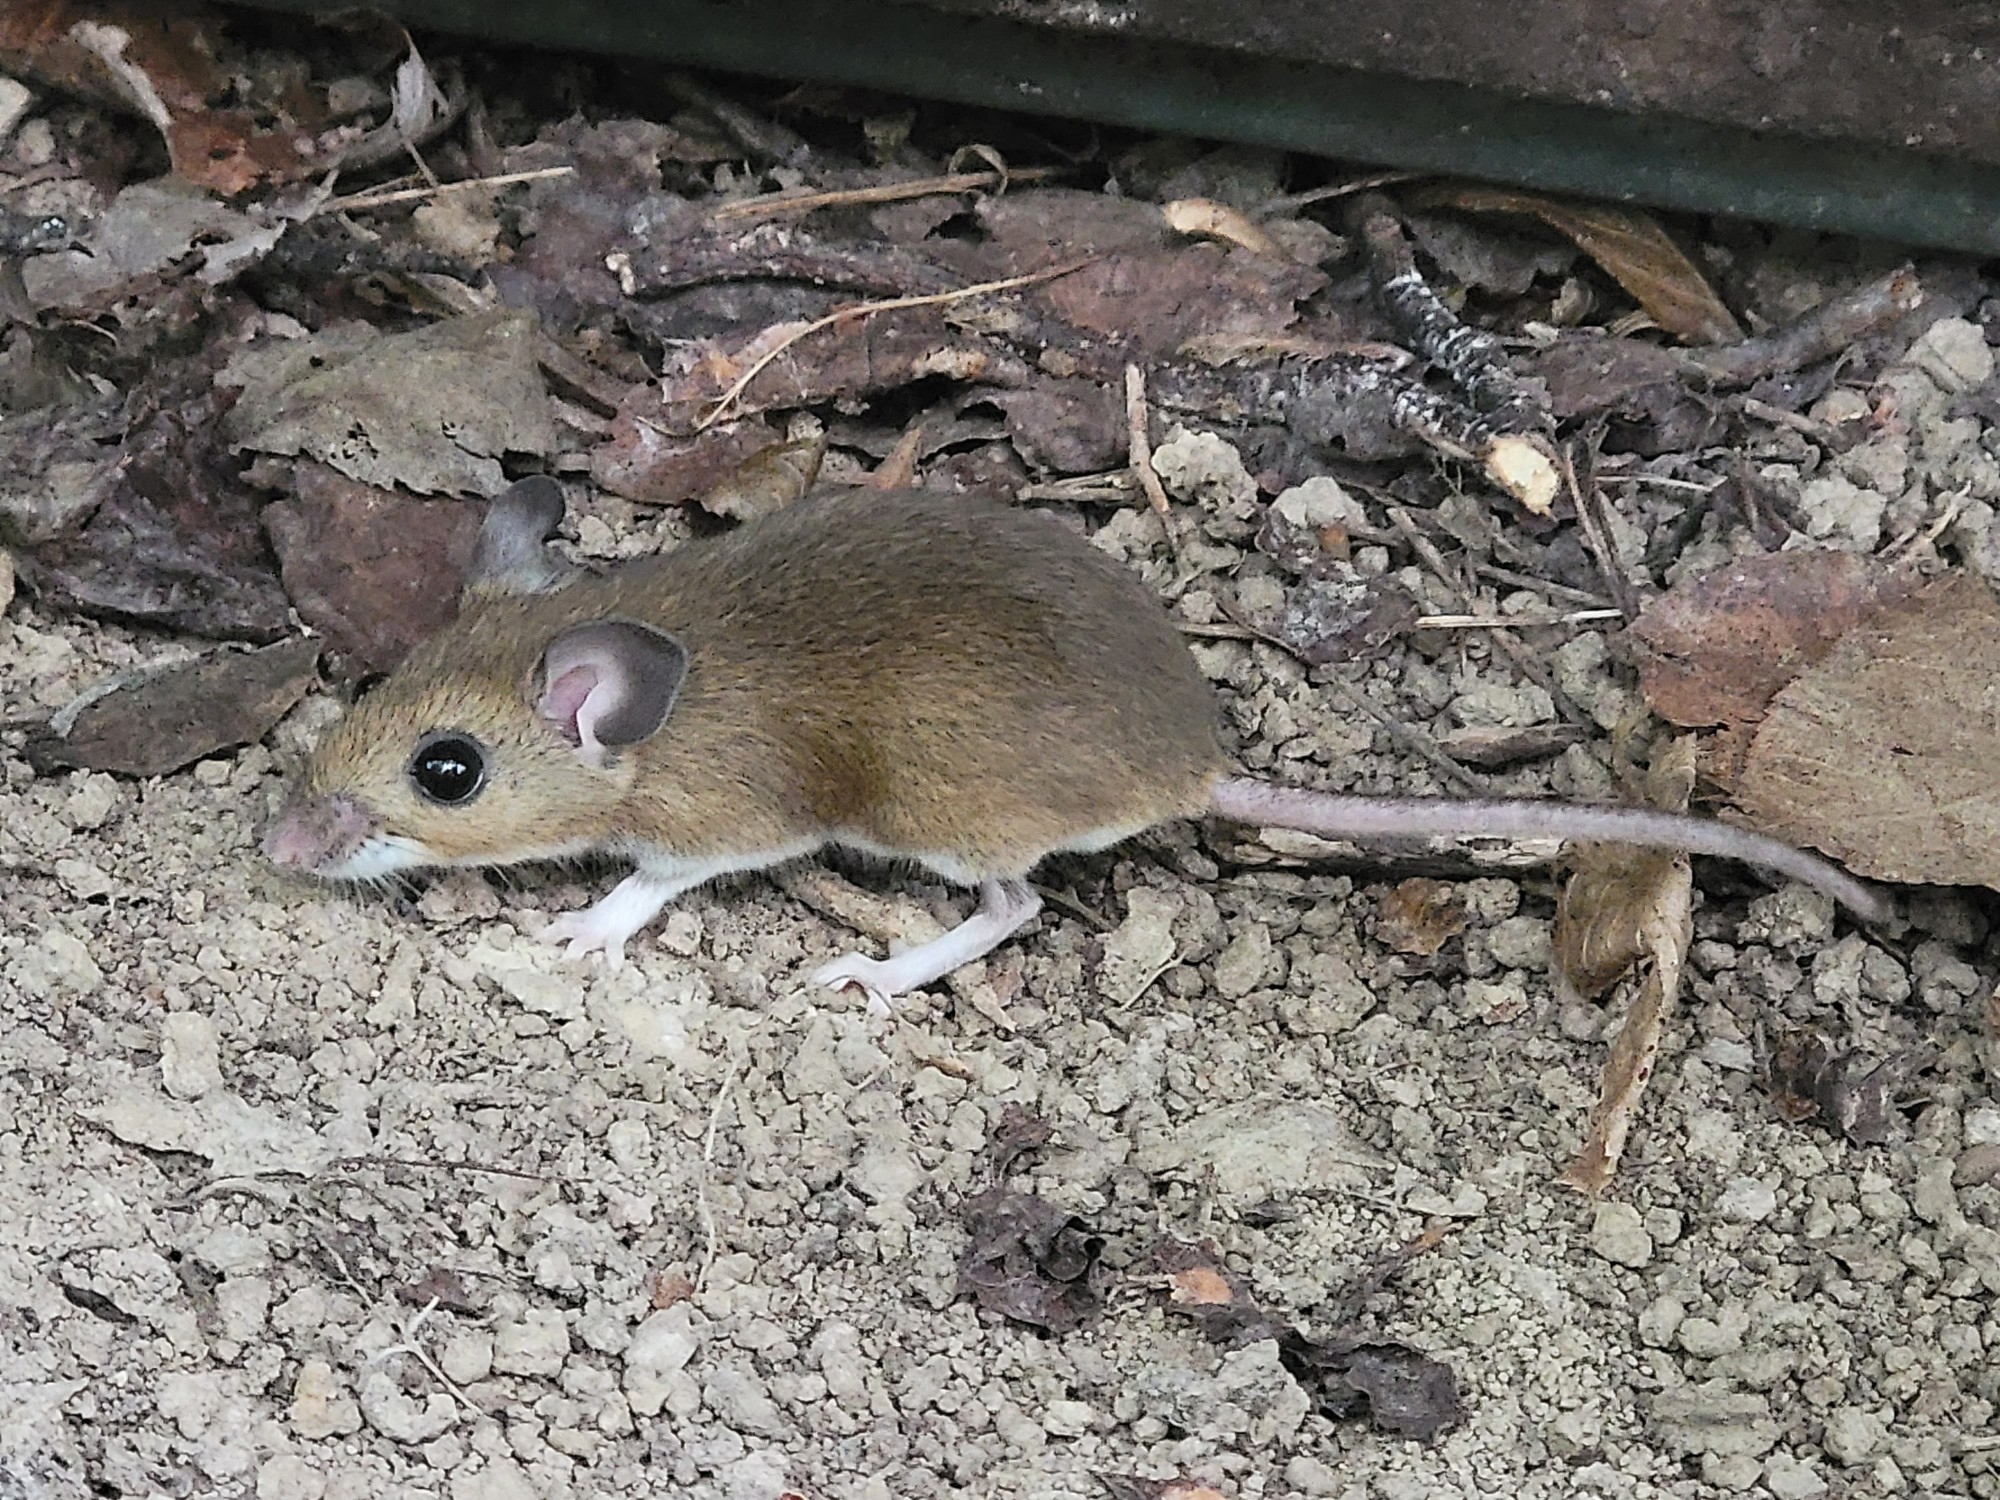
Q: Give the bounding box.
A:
[534,620,688,767]
[465,476,581,599]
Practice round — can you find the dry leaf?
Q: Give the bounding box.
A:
[1556,738,1697,1194]
[1435,186,1743,345]
[696,432,827,522]
[1632,551,1923,735]
[1762,1026,1895,1145]
[1376,879,1468,957]
[1162,196,1279,257]
[1733,571,2000,890]
[1165,1265,1235,1307]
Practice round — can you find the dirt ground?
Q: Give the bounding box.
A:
[5,460,2000,1498]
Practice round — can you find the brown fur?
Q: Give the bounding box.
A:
[302,489,1229,879]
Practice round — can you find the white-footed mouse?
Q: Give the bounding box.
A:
[264,478,1888,1008]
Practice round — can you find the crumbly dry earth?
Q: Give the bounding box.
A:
[4,509,1999,1500]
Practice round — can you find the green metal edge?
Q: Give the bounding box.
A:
[248,0,2000,255]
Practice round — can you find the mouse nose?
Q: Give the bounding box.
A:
[263,794,369,871]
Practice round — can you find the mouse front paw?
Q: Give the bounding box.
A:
[542,872,684,972]
[809,955,900,1018]
[545,909,631,971]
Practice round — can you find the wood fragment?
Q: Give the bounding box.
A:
[324,166,573,214]
[1351,192,1545,427]
[1686,266,1923,385]
[712,165,1060,223]
[1123,363,1185,561]
[696,258,1094,429]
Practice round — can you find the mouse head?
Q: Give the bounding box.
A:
[264,481,687,881]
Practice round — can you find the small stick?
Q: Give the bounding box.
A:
[1415,609,1624,630]
[1562,442,1645,621]
[1472,560,1612,608]
[696,257,1095,430]
[1387,505,1593,728]
[1123,363,1186,562]
[713,165,1061,223]
[694,1049,745,1293]
[325,165,574,213]
[1687,266,1923,386]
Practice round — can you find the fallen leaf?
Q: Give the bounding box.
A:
[695,432,827,521]
[262,464,482,676]
[1095,1478,1228,1500]
[1164,1264,1235,1308]
[21,364,290,642]
[1435,186,1743,345]
[1761,1026,1896,1145]
[20,177,258,316]
[0,547,13,615]
[984,1103,1055,1180]
[956,1186,1107,1335]
[1152,1239,1463,1443]
[649,1268,697,1310]
[394,1267,482,1316]
[1632,551,1924,735]
[24,638,320,778]
[0,2,322,194]
[1376,879,1469,957]
[220,309,558,497]
[1277,570,1418,665]
[593,398,777,506]
[1162,196,1279,257]
[1733,571,2000,889]
[1556,738,1697,1194]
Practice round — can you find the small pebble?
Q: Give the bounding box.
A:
[1589,1202,1654,1268]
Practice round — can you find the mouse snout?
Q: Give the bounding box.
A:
[264,793,373,874]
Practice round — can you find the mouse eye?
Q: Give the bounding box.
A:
[409,733,487,806]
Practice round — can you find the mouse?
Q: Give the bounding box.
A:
[263,476,1890,1010]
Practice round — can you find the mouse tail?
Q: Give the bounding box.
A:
[1208,776,1891,927]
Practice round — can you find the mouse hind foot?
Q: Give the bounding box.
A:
[812,877,1041,1015]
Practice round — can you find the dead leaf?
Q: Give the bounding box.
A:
[21,362,289,642]
[220,310,558,497]
[1632,551,1924,735]
[695,432,827,522]
[1733,571,2000,889]
[1435,186,1743,345]
[0,2,321,194]
[985,1103,1055,1180]
[1152,1239,1463,1443]
[394,1267,482,1316]
[262,465,481,676]
[1761,1026,1896,1145]
[649,1268,697,1309]
[1164,1264,1235,1307]
[956,1186,1107,1335]
[20,177,259,316]
[1556,738,1698,1194]
[0,548,13,616]
[24,638,320,778]
[1376,879,1469,957]
[593,400,776,507]
[1095,1478,1228,1500]
[1276,570,1418,665]
[1162,197,1279,257]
